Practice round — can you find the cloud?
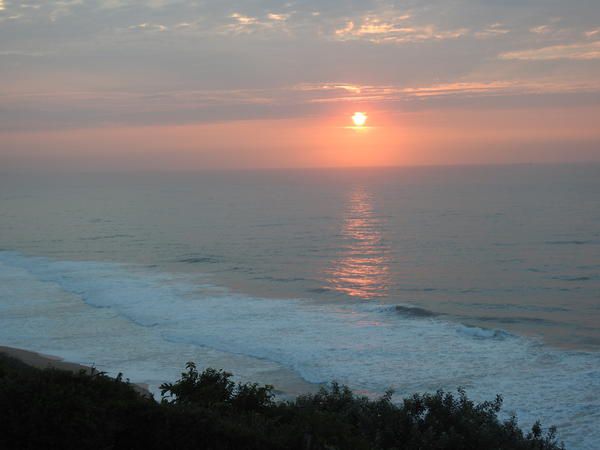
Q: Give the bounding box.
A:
[49,0,83,22]
[98,0,128,9]
[585,28,600,38]
[335,21,354,37]
[0,49,50,57]
[333,13,468,44]
[500,41,600,61]
[230,13,258,26]
[221,11,292,35]
[475,23,511,39]
[294,80,600,104]
[526,18,575,41]
[267,13,289,22]
[129,23,167,32]
[475,23,510,39]
[530,25,553,35]
[0,14,23,23]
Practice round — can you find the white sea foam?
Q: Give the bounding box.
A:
[455,324,512,339]
[0,251,599,449]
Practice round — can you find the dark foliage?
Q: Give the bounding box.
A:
[160,362,275,412]
[0,354,564,450]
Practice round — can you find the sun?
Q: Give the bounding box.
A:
[352,112,368,127]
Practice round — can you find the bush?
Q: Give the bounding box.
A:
[160,362,274,412]
[0,354,565,450]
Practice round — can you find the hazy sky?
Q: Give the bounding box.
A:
[1,0,600,169]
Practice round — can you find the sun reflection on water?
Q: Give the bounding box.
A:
[326,187,390,299]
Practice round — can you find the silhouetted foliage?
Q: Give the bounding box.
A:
[0,354,565,450]
[160,362,275,412]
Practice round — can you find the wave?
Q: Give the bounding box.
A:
[252,276,307,283]
[475,316,556,326]
[545,240,595,246]
[456,325,513,340]
[179,256,220,264]
[0,251,599,449]
[80,234,134,241]
[397,287,438,292]
[393,305,439,318]
[306,287,330,294]
[551,275,592,282]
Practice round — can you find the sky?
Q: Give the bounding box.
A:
[1,0,600,170]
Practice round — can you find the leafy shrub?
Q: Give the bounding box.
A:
[0,354,565,450]
[160,362,274,412]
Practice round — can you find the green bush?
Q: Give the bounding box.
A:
[0,354,564,450]
[160,362,274,412]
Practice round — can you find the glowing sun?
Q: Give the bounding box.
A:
[352,112,368,127]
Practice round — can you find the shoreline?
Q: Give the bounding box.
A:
[0,345,152,397]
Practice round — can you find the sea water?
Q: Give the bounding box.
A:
[0,165,599,449]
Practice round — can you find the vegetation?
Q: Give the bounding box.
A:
[0,354,564,450]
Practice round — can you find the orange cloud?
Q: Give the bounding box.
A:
[500,41,600,60]
[332,12,467,44]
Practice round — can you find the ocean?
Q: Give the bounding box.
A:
[0,165,599,449]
